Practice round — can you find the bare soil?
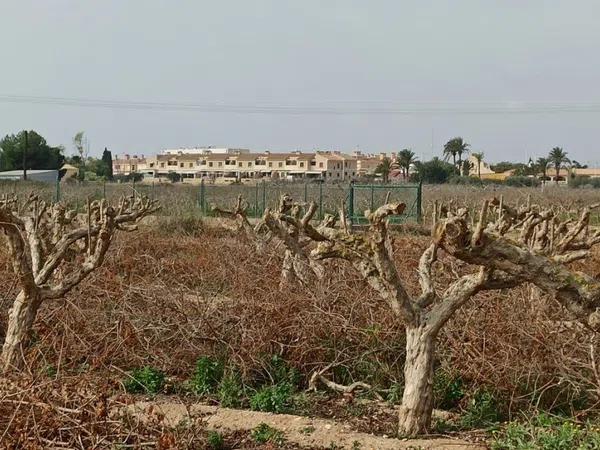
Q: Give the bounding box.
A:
[117,399,487,449]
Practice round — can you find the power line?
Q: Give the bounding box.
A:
[2,94,600,115]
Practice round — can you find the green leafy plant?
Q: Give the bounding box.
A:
[433,369,464,410]
[460,389,502,429]
[191,356,224,396]
[206,430,225,450]
[492,414,600,449]
[218,371,244,408]
[124,366,165,394]
[251,423,285,445]
[387,382,404,405]
[249,382,294,413]
[267,354,300,386]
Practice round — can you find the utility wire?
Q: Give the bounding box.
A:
[2,94,600,115]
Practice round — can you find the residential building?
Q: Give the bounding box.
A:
[113,149,374,182]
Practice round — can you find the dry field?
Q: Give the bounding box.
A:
[1,184,600,448]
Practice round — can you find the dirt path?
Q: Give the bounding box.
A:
[117,401,486,449]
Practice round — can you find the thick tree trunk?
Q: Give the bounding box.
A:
[398,325,436,436]
[1,289,42,372]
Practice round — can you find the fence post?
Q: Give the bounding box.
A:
[255,181,259,217]
[417,181,423,223]
[319,181,323,220]
[348,182,355,224]
[199,178,206,214]
[55,173,60,202]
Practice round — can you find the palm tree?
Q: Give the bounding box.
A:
[397,149,418,180]
[535,157,549,182]
[471,152,484,179]
[548,147,570,185]
[443,137,470,174]
[375,157,394,183]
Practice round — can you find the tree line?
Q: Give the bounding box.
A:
[0,130,113,181]
[376,137,578,185]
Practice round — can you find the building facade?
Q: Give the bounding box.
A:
[113,149,365,182]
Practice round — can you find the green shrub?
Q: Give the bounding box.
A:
[251,423,285,445]
[460,389,502,429]
[206,430,225,450]
[191,356,224,396]
[433,370,464,410]
[387,382,404,405]
[505,176,540,187]
[218,371,244,408]
[124,366,165,394]
[250,382,294,413]
[492,414,600,449]
[411,158,456,184]
[267,354,300,386]
[569,175,600,189]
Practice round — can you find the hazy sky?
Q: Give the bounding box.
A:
[1,0,599,164]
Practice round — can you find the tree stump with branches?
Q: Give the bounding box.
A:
[0,193,159,372]
[260,195,600,436]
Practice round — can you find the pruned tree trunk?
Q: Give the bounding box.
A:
[1,290,42,372]
[398,325,436,436]
[1,194,159,373]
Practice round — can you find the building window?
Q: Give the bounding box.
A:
[218,162,222,167]
[238,162,243,167]
[328,172,332,177]
[189,163,193,168]
[180,163,184,167]
[352,172,355,176]
[278,162,283,167]
[300,162,304,167]
[160,163,165,168]
[336,173,340,177]
[269,162,273,167]
[319,162,324,168]
[209,162,213,167]
[248,162,252,167]
[310,160,316,166]
[149,163,154,168]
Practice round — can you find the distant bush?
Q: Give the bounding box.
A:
[505,176,540,187]
[166,171,181,183]
[114,173,144,183]
[447,175,501,186]
[124,366,165,394]
[412,158,456,184]
[569,175,600,189]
